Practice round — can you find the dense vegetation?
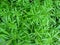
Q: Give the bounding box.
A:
[0,0,60,45]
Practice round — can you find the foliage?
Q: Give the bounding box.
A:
[0,0,60,45]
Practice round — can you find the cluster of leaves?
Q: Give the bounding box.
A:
[0,0,60,45]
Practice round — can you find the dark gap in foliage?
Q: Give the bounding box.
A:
[8,0,17,8]
[8,0,17,3]
[16,6,22,11]
[40,0,44,5]
[11,15,16,22]
[4,35,12,41]
[30,39,35,44]
[55,5,59,9]
[28,23,36,34]
[53,38,58,43]
[50,15,56,18]
[50,15,60,28]
[56,2,60,10]
[26,7,30,12]
[22,16,26,20]
[0,32,6,35]
[0,17,3,22]
[8,0,11,4]
[50,16,56,28]
[8,0,11,2]
[10,40,14,45]
[11,39,17,45]
[28,29,31,34]
[57,17,60,23]
[53,0,60,10]
[29,0,34,3]
[30,25,35,33]
[0,0,10,8]
[56,17,60,27]
[52,0,55,5]
[52,24,56,28]
[49,7,55,14]
[56,17,59,23]
[30,34,36,44]
[58,33,60,36]
[0,33,9,40]
[22,7,31,13]
[20,1,31,12]
[6,27,11,34]
[21,12,28,20]
[18,23,22,30]
[16,38,18,44]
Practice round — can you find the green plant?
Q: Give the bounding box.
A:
[0,0,60,45]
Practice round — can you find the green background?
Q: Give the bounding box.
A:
[0,0,60,45]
